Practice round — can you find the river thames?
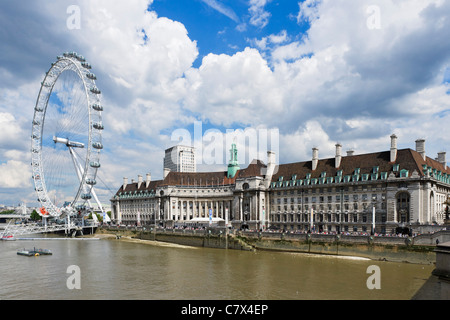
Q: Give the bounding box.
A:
[0,235,434,300]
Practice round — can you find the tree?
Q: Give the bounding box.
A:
[30,209,41,221]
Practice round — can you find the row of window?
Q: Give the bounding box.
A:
[273,224,387,233]
[273,166,407,188]
[272,212,387,223]
[274,184,385,195]
[272,193,384,204]
[271,201,386,212]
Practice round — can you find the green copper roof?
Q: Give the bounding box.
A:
[227,143,240,178]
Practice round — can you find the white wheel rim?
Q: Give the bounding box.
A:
[31,52,103,217]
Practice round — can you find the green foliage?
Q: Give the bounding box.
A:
[30,209,41,221]
[0,210,15,215]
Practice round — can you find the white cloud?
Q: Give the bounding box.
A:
[1,0,450,207]
[184,0,450,163]
[183,48,284,127]
[0,112,29,154]
[0,0,200,205]
[249,30,290,51]
[0,160,31,189]
[248,0,272,28]
[297,0,322,24]
[201,0,240,22]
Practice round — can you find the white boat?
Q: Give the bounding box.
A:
[1,234,15,241]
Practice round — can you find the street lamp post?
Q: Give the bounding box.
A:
[339,187,343,234]
[372,196,376,236]
[153,208,156,241]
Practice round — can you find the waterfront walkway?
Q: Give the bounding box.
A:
[102,225,450,247]
[97,226,450,264]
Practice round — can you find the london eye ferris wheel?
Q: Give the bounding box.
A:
[31,52,104,218]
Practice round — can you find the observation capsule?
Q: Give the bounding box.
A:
[90,161,101,168]
[90,87,101,94]
[92,142,103,149]
[86,179,97,185]
[81,194,92,200]
[92,104,103,111]
[93,122,104,130]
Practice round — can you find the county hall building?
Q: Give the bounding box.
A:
[110,135,450,235]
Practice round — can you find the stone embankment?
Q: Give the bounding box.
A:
[96,227,450,264]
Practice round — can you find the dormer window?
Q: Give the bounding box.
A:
[400,169,409,178]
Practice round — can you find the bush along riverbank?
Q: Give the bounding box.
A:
[97,226,444,264]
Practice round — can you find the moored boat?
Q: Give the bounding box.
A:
[17,248,52,256]
[1,234,15,241]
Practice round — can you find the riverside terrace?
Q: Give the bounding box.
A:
[99,226,450,264]
[111,135,450,236]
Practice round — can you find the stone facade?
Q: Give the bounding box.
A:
[110,135,450,235]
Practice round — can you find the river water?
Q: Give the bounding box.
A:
[0,235,434,300]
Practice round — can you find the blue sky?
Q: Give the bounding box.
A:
[0,0,449,207]
[151,0,306,66]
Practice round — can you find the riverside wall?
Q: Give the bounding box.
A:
[97,227,450,264]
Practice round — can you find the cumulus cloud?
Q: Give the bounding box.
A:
[0,0,200,205]
[1,0,449,207]
[0,160,31,189]
[183,48,284,127]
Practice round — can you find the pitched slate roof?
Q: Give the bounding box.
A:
[115,179,164,196]
[270,148,450,182]
[161,170,235,187]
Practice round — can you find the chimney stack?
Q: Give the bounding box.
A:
[390,134,398,163]
[146,173,152,188]
[137,175,143,189]
[335,143,342,168]
[347,150,354,156]
[312,148,319,171]
[123,177,128,191]
[415,139,426,161]
[164,168,171,179]
[438,152,447,170]
[264,151,277,188]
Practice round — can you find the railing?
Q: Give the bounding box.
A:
[1,222,80,237]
